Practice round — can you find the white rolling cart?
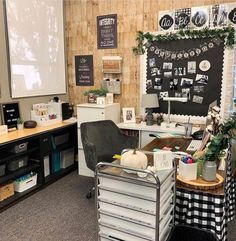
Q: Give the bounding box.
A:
[95,161,176,241]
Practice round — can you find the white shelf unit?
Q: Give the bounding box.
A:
[96,162,176,241]
[77,103,120,177]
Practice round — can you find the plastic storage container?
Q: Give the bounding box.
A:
[7,156,28,171]
[60,147,74,168]
[179,160,197,181]
[13,173,37,192]
[9,142,28,153]
[166,225,219,241]
[54,133,69,146]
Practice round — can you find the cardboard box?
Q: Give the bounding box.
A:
[0,182,14,201]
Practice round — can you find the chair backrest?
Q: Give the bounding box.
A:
[80,120,138,172]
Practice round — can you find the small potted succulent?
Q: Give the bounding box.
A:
[17,118,24,130]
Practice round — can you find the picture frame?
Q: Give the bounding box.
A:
[122,107,136,123]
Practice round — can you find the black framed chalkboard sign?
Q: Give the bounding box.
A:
[140,34,229,123]
[0,102,20,129]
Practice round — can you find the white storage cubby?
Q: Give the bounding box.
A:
[96,162,176,241]
[77,103,120,177]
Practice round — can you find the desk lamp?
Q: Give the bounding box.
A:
[141,94,159,125]
[162,97,187,127]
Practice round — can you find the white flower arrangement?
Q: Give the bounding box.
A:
[206,105,222,136]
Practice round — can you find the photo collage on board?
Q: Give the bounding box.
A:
[146,37,223,105]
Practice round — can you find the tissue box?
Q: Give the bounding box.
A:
[179,160,197,181]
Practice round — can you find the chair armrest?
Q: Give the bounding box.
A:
[82,140,97,172]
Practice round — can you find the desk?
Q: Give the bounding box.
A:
[117,122,200,148]
[143,138,235,241]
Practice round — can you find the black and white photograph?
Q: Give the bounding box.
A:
[180,78,193,87]
[164,71,172,78]
[192,95,203,104]
[147,79,153,90]
[169,79,174,90]
[150,67,157,76]
[163,62,173,70]
[122,107,136,123]
[159,91,169,98]
[175,92,182,97]
[187,61,196,74]
[195,74,208,85]
[193,85,204,93]
[154,85,162,90]
[149,58,156,67]
[173,79,178,90]
[155,77,163,85]
[182,88,191,99]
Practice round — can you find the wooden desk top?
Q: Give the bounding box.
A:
[142,138,225,196]
[0,121,77,145]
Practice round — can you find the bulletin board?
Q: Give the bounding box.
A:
[145,37,225,117]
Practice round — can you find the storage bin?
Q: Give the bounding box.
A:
[179,160,197,181]
[0,182,14,201]
[13,172,37,192]
[9,142,28,153]
[7,156,28,171]
[60,147,74,168]
[0,163,6,176]
[54,133,69,146]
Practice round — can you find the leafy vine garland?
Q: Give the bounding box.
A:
[132,26,235,55]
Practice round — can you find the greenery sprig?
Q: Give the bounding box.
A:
[83,88,108,97]
[205,112,236,162]
[132,26,235,55]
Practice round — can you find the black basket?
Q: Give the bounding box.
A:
[166,225,219,241]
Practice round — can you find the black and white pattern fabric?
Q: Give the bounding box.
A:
[175,142,235,241]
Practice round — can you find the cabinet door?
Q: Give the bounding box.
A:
[77,107,105,125]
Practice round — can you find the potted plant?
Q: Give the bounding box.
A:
[83,88,108,103]
[17,118,24,130]
[195,111,236,181]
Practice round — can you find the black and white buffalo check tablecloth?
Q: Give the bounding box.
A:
[175,143,235,241]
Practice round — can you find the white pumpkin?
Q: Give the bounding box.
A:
[120,149,147,170]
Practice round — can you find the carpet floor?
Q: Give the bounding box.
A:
[0,172,96,241]
[0,171,235,241]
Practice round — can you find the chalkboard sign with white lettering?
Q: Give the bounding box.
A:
[0,102,20,128]
[97,14,117,49]
[75,55,94,86]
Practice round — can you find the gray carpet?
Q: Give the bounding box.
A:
[0,171,235,241]
[0,172,96,241]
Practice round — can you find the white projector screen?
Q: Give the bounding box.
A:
[5,0,66,98]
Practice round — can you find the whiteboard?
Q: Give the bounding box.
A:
[5,0,66,98]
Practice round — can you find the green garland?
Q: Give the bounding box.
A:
[132,26,235,55]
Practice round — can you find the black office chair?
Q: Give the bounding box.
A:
[166,224,219,241]
[80,120,138,198]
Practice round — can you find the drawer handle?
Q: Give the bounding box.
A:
[149,134,156,137]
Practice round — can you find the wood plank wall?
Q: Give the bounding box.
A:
[65,0,233,116]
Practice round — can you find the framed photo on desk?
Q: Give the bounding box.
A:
[122,107,135,123]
